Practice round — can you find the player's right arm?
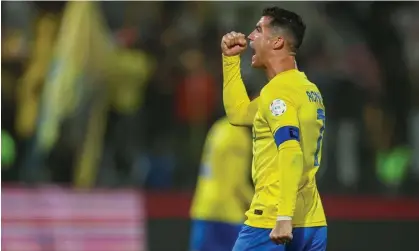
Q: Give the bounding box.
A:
[221,32,259,126]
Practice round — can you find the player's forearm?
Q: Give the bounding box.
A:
[276,146,304,217]
[222,54,256,126]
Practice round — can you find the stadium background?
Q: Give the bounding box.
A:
[2,1,419,251]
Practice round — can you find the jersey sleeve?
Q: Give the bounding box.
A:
[222,55,259,126]
[260,87,304,218]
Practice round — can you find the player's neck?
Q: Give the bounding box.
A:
[265,55,296,81]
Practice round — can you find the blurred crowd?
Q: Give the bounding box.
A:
[2,1,419,196]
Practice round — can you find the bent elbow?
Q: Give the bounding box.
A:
[225,113,239,126]
[226,113,248,127]
[228,120,242,127]
[223,101,253,126]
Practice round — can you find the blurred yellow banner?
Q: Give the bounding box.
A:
[36,2,114,187]
[37,1,113,151]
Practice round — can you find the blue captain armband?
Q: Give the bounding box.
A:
[273,126,300,147]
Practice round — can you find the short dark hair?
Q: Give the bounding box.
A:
[262,7,306,53]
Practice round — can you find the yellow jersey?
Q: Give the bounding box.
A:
[190,117,253,224]
[222,54,327,228]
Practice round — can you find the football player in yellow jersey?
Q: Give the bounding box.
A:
[189,117,253,251]
[221,7,327,251]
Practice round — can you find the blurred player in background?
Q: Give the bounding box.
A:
[189,116,253,251]
[221,7,327,251]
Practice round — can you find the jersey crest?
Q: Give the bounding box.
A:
[269,99,287,116]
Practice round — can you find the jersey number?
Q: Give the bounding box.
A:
[314,109,325,166]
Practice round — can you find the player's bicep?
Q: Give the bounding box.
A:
[261,94,300,149]
[274,128,300,150]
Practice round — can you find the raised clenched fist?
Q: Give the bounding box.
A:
[221,31,247,57]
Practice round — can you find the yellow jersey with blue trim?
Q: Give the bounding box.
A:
[245,69,327,228]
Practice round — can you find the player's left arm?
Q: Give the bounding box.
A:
[261,88,303,219]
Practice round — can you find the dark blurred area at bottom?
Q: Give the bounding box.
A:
[148,219,418,251]
[3,187,419,251]
[146,192,419,251]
